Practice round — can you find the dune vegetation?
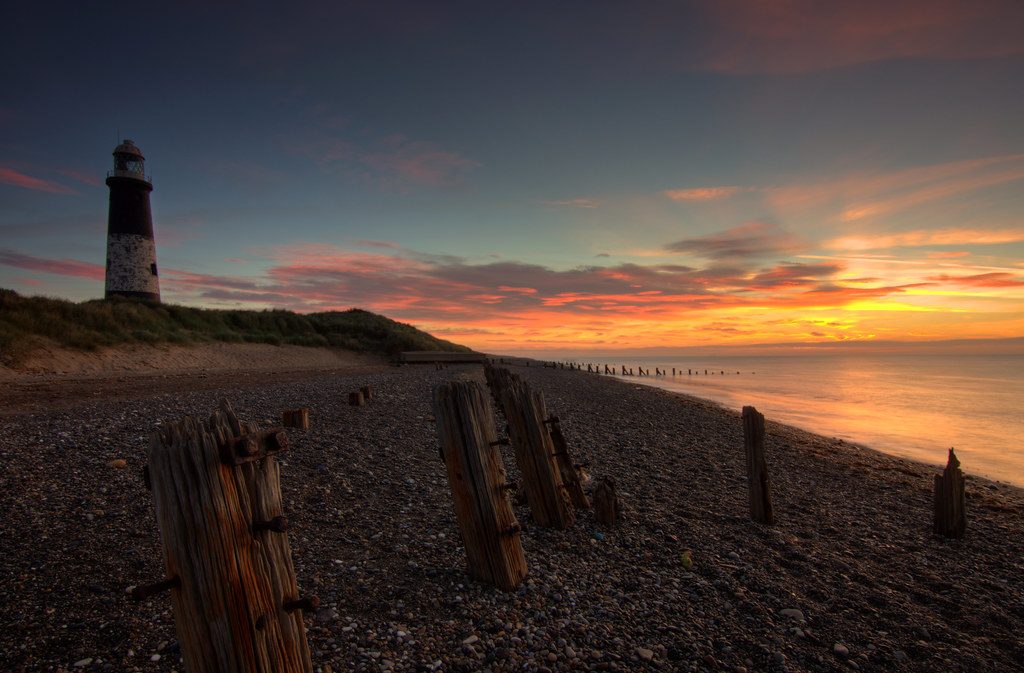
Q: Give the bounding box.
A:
[0,289,471,365]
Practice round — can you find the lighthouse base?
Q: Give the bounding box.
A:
[105,290,162,302]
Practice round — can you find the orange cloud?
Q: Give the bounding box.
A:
[825,227,1024,251]
[6,241,1022,351]
[543,198,600,209]
[766,154,1024,219]
[663,186,743,201]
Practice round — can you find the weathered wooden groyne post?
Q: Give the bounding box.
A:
[934,448,967,538]
[544,415,590,509]
[433,381,528,590]
[487,368,575,529]
[137,400,315,673]
[593,476,621,526]
[742,406,775,525]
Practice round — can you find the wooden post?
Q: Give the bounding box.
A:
[433,381,528,590]
[498,376,575,529]
[281,408,309,430]
[934,448,967,538]
[593,477,620,526]
[743,406,775,525]
[359,385,372,400]
[348,391,364,406]
[545,416,589,509]
[143,400,313,673]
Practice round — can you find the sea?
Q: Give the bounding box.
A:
[558,354,1024,487]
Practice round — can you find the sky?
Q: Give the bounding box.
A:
[2,0,1023,354]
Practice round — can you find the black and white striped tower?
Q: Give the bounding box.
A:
[104,139,160,302]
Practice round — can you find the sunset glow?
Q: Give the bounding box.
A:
[1,1,1022,353]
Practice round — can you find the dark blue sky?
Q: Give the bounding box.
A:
[2,1,1023,351]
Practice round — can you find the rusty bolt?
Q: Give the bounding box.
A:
[267,430,289,452]
[129,575,181,601]
[283,595,320,613]
[253,515,289,534]
[500,522,522,537]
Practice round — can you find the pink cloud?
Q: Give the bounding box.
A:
[0,249,103,279]
[0,166,77,195]
[697,0,1024,75]
[289,130,478,188]
[56,168,103,188]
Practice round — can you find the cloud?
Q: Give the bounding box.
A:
[665,221,805,260]
[0,249,104,279]
[543,198,600,209]
[759,154,1024,221]
[0,166,77,194]
[663,186,744,201]
[825,227,1024,251]
[56,168,103,188]
[696,0,1024,75]
[928,272,1024,287]
[361,135,479,187]
[290,130,478,188]
[7,241,1021,351]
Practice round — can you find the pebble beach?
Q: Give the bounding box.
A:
[1,362,1022,672]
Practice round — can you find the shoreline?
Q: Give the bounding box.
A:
[1,363,1022,671]
[528,356,1024,489]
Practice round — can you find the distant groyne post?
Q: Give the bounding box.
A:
[742,405,775,525]
[594,476,621,526]
[934,448,967,538]
[281,408,309,429]
[433,381,527,590]
[136,400,314,672]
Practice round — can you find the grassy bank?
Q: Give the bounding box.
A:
[0,289,472,364]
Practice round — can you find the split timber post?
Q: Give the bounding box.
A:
[140,400,314,673]
[433,381,528,590]
[742,406,775,525]
[499,376,575,529]
[934,448,967,538]
[593,476,621,526]
[543,415,590,509]
[360,385,373,401]
[282,408,309,430]
[349,391,365,406]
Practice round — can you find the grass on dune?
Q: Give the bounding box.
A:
[0,288,472,365]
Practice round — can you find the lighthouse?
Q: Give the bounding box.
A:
[104,139,160,302]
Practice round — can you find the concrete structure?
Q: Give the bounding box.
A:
[104,140,160,301]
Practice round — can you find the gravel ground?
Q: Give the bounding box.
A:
[1,363,1022,673]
